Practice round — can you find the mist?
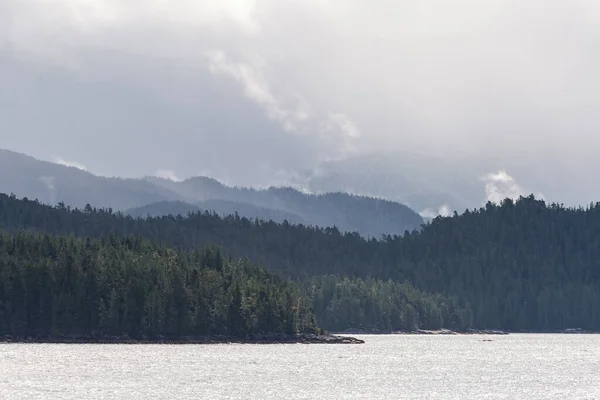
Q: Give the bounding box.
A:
[2,0,600,207]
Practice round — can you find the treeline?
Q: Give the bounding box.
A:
[0,194,449,334]
[306,276,473,332]
[400,197,600,331]
[0,231,318,338]
[0,194,376,280]
[3,193,600,331]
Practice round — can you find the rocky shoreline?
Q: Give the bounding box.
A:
[0,333,365,345]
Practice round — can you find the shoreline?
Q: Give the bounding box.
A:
[0,333,365,345]
[393,329,509,335]
[334,329,509,335]
[334,328,600,335]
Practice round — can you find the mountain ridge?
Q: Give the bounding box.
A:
[0,149,423,237]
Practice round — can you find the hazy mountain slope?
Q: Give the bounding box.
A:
[148,177,424,237]
[126,200,306,225]
[125,201,202,218]
[201,199,306,224]
[1,149,423,237]
[300,152,482,215]
[299,151,559,216]
[145,176,230,202]
[0,149,182,210]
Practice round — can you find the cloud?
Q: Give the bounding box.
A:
[206,49,360,158]
[325,113,361,139]
[154,169,181,182]
[481,170,540,204]
[2,0,600,205]
[481,171,525,204]
[419,204,452,219]
[39,176,57,204]
[53,156,88,172]
[207,50,308,132]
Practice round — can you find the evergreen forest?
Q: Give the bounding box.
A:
[0,231,318,338]
[1,192,600,335]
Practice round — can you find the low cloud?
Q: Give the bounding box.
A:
[420,204,452,219]
[53,156,88,172]
[154,169,181,182]
[39,176,57,204]
[480,170,546,204]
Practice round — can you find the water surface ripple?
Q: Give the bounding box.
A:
[1,334,598,399]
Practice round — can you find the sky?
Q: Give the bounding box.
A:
[2,0,600,206]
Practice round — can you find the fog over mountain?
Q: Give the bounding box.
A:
[298,151,551,215]
[3,1,600,213]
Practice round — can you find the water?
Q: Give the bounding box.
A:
[0,334,599,399]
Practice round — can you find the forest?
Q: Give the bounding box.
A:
[1,192,600,332]
[0,230,318,338]
[306,276,472,332]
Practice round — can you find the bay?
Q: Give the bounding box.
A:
[1,334,599,399]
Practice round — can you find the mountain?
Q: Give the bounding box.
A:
[299,151,554,216]
[0,149,180,210]
[125,201,201,219]
[146,176,423,237]
[126,200,306,225]
[0,149,424,237]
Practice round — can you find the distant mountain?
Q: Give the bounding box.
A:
[125,201,202,219]
[143,177,423,237]
[126,200,306,225]
[0,149,180,210]
[299,152,498,215]
[151,176,425,236]
[0,149,423,237]
[298,151,557,216]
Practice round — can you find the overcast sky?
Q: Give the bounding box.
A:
[2,0,600,205]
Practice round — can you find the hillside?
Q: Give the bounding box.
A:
[146,176,424,237]
[0,149,424,237]
[0,149,180,210]
[0,230,318,339]
[126,200,306,225]
[2,192,600,331]
[0,193,471,331]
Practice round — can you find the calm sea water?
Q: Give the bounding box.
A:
[0,334,599,399]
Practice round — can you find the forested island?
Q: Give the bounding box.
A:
[1,192,600,339]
